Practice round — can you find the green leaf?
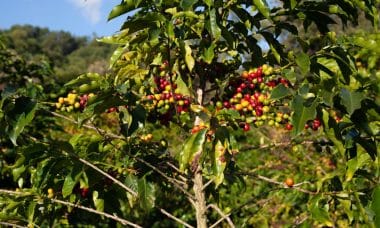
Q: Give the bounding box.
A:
[8,97,37,145]
[213,140,227,187]
[340,88,364,115]
[64,73,101,88]
[202,43,215,64]
[179,129,207,171]
[138,176,155,210]
[92,191,104,212]
[166,22,175,40]
[253,0,270,20]
[110,46,127,68]
[120,105,146,137]
[308,196,334,227]
[295,52,310,75]
[108,0,143,21]
[346,151,371,181]
[372,186,380,228]
[12,165,26,181]
[208,8,221,41]
[27,201,36,225]
[180,0,198,10]
[270,84,292,100]
[62,166,82,198]
[269,43,281,64]
[204,0,213,7]
[180,41,195,72]
[175,75,191,97]
[291,95,318,135]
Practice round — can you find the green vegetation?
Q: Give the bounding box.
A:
[0,1,379,227]
[1,25,113,82]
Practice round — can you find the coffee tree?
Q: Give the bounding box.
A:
[0,0,379,227]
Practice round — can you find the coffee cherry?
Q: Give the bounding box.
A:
[80,187,89,198]
[285,123,293,130]
[243,123,250,131]
[47,188,54,198]
[285,178,294,187]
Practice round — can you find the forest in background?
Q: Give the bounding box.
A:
[0,25,113,83]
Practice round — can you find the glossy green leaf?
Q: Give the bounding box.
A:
[166,22,175,40]
[270,84,292,100]
[108,0,143,21]
[202,43,215,64]
[295,52,310,75]
[269,44,281,64]
[138,176,155,210]
[340,88,364,115]
[62,167,82,198]
[291,95,318,135]
[110,46,127,68]
[253,0,270,20]
[27,201,36,225]
[180,41,195,72]
[64,73,101,88]
[179,129,207,171]
[372,186,380,227]
[208,8,221,41]
[175,75,191,97]
[346,151,371,181]
[12,165,26,181]
[8,97,37,145]
[213,140,227,187]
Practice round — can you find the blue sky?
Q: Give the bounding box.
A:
[0,0,127,37]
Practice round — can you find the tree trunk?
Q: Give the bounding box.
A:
[193,167,207,228]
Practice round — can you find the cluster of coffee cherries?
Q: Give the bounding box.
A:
[142,63,191,124]
[305,118,322,131]
[215,65,293,131]
[55,92,94,112]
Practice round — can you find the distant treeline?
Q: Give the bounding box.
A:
[0,25,114,82]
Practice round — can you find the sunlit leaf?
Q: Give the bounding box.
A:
[270,84,293,100]
[295,52,310,75]
[291,95,318,135]
[8,97,37,145]
[213,140,227,187]
[340,88,364,115]
[179,129,207,171]
[180,41,195,72]
[62,166,82,198]
[138,176,155,210]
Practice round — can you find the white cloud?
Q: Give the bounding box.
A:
[67,0,102,24]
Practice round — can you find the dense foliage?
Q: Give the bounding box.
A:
[0,1,379,227]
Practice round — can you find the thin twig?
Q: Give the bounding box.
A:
[51,198,142,228]
[0,189,141,228]
[202,178,214,191]
[237,172,318,195]
[135,157,195,201]
[166,161,188,182]
[0,221,27,228]
[159,208,194,228]
[49,111,124,139]
[78,157,137,197]
[240,140,314,152]
[209,216,227,228]
[208,204,235,228]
